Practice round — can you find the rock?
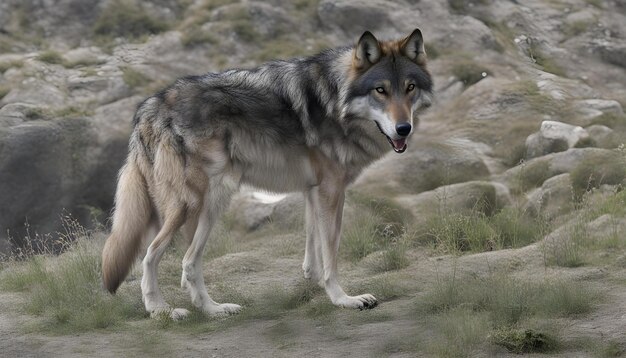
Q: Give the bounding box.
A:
[525,121,590,159]
[228,192,304,232]
[0,102,40,127]
[0,77,67,109]
[595,40,626,69]
[573,99,624,124]
[353,138,490,195]
[498,147,618,186]
[318,0,399,35]
[586,124,614,148]
[396,181,512,220]
[586,214,626,241]
[523,173,574,219]
[0,112,130,250]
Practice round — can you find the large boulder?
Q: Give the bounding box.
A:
[318,0,399,36]
[523,173,574,220]
[525,121,590,159]
[353,138,490,196]
[0,97,136,252]
[395,181,512,221]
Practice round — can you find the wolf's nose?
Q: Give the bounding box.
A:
[395,122,412,136]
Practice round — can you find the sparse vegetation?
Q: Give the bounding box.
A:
[181,28,219,48]
[492,328,559,353]
[563,20,594,39]
[570,152,626,201]
[36,50,65,65]
[93,0,170,41]
[0,219,143,333]
[527,40,566,77]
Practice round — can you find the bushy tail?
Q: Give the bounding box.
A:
[102,159,152,293]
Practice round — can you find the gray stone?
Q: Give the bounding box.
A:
[396,181,512,221]
[524,173,574,219]
[318,0,399,35]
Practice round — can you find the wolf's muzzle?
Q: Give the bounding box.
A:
[395,122,412,136]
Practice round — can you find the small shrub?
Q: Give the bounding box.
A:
[36,50,65,65]
[511,160,552,194]
[371,241,410,273]
[492,328,559,354]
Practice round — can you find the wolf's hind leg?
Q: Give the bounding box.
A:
[181,176,241,316]
[141,206,189,320]
[303,193,323,283]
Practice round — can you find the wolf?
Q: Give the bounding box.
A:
[102,29,433,319]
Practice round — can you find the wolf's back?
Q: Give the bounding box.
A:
[101,155,152,293]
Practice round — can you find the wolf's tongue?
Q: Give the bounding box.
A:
[391,138,407,153]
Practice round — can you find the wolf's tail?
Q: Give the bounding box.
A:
[102,158,152,294]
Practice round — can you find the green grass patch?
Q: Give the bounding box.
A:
[510,159,552,194]
[0,225,144,333]
[426,307,491,358]
[492,328,559,353]
[421,206,546,254]
[418,273,596,327]
[342,192,412,263]
[93,0,170,40]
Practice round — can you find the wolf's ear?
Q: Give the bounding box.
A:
[401,28,427,66]
[354,31,382,70]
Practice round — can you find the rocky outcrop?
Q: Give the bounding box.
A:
[525,121,590,159]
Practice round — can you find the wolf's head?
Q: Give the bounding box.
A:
[345,29,433,153]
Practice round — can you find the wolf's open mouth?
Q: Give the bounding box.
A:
[375,122,408,153]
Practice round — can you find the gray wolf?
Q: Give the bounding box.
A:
[102,29,433,319]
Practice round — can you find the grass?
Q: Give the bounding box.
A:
[426,307,491,357]
[570,151,626,201]
[93,0,170,40]
[341,192,412,263]
[527,40,567,76]
[492,328,559,353]
[0,219,143,333]
[419,272,596,331]
[36,50,65,65]
[420,206,547,254]
[510,159,552,194]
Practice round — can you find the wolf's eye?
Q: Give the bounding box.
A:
[375,87,385,94]
[407,84,416,92]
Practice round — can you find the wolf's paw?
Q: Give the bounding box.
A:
[334,294,378,310]
[204,303,242,317]
[150,307,191,321]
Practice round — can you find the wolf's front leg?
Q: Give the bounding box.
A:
[307,186,378,310]
[303,193,323,283]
